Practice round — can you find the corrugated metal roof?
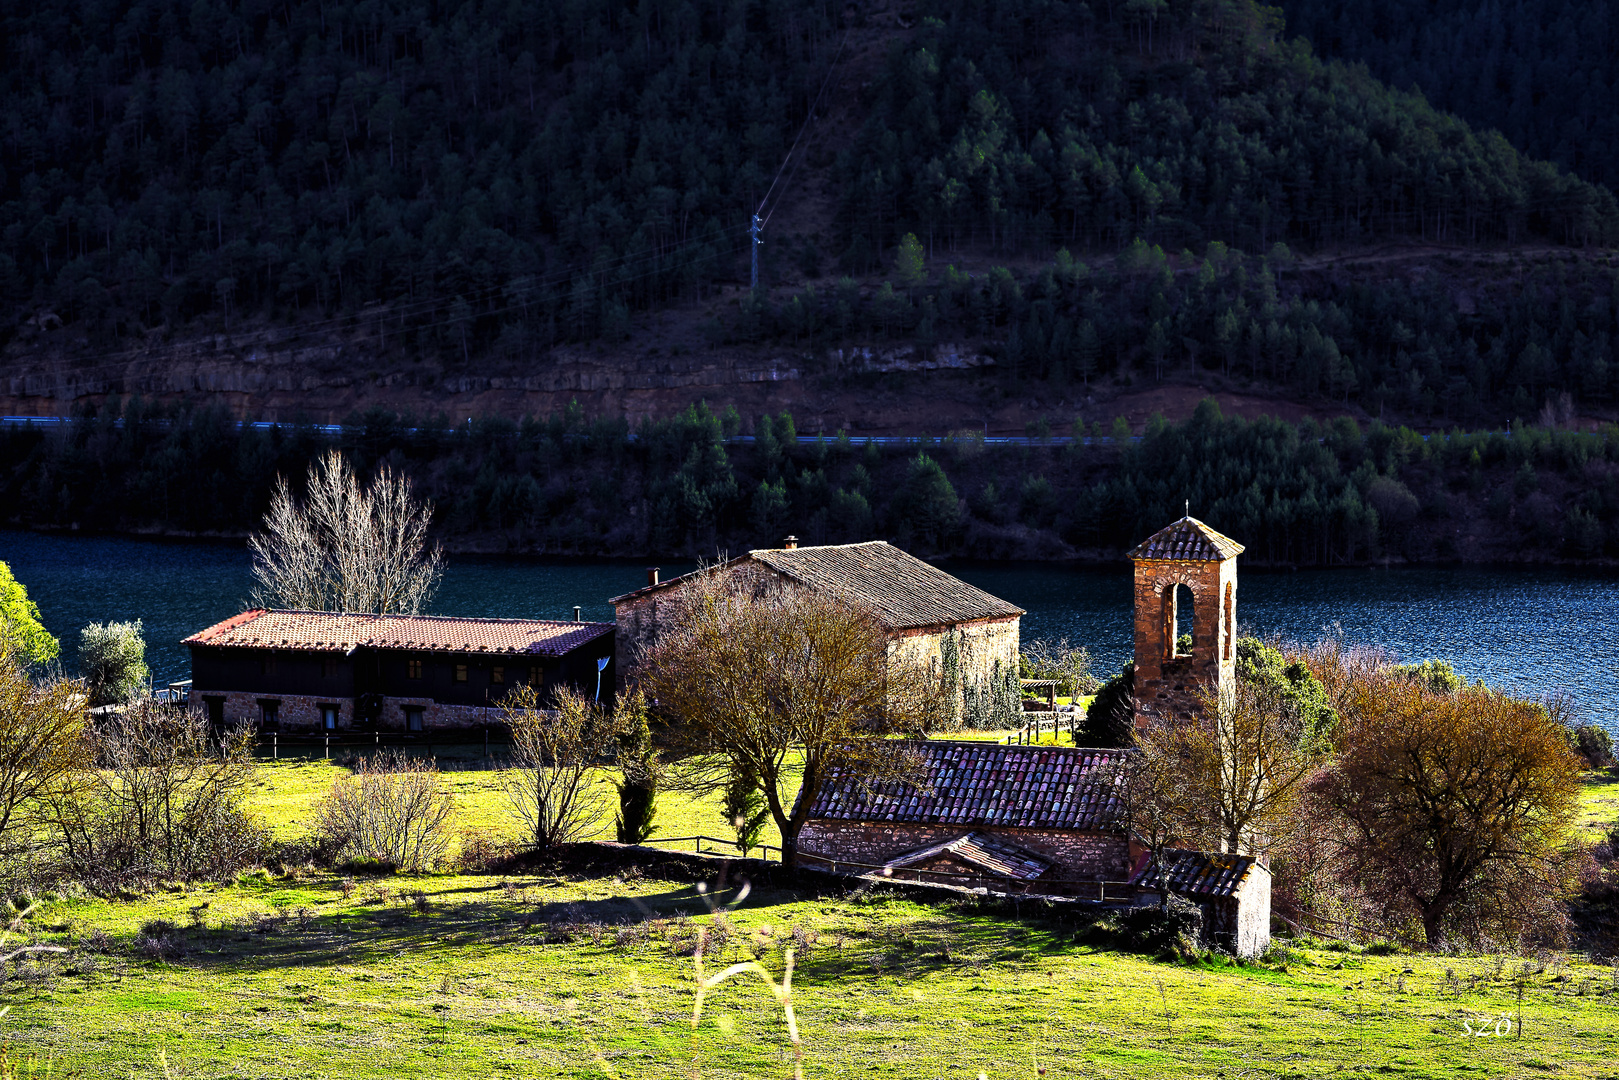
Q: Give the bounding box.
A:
[611,541,1023,630]
[183,609,613,657]
[1133,849,1262,898]
[885,831,1054,880]
[804,740,1125,831]
[1127,517,1245,561]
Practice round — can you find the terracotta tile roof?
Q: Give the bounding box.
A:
[804,741,1125,831]
[611,542,1022,629]
[885,831,1054,881]
[1133,849,1264,898]
[183,609,613,657]
[1127,516,1245,561]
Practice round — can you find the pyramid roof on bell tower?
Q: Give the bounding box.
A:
[1128,516,1245,561]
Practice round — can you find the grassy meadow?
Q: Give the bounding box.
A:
[0,755,1611,1077]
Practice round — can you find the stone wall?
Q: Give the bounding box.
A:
[197,691,502,733]
[797,819,1130,886]
[889,616,1021,730]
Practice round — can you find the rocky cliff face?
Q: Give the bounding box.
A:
[0,325,1002,432]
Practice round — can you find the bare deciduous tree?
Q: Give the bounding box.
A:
[639,570,941,867]
[1185,679,1325,855]
[249,450,442,614]
[0,645,87,861]
[313,751,457,871]
[501,684,619,850]
[1312,675,1584,947]
[1108,747,1193,909]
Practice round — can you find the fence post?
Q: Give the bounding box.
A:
[272,730,277,761]
[483,724,489,761]
[324,732,329,760]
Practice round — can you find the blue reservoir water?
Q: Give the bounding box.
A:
[2,531,1614,732]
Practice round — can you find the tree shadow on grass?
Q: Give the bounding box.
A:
[108,868,814,975]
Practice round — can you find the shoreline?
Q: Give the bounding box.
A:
[6,523,1619,574]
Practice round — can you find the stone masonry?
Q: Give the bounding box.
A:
[797,819,1131,884]
[203,691,503,733]
[1128,517,1243,730]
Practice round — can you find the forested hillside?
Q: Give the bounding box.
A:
[3,0,1615,369]
[5,401,1618,565]
[1279,0,1619,188]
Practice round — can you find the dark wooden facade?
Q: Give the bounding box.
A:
[184,610,614,732]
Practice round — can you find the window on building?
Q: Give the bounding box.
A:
[407,658,423,679]
[491,666,504,684]
[454,664,468,683]
[260,653,276,676]
[528,666,543,687]
[258,699,280,727]
[321,704,339,730]
[203,697,225,726]
[404,706,424,732]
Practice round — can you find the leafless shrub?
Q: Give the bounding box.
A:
[454,829,513,873]
[312,751,457,872]
[80,928,112,953]
[1021,637,1100,696]
[249,449,442,616]
[707,913,734,952]
[499,684,618,851]
[138,935,176,962]
[338,878,356,900]
[0,646,87,864]
[409,890,430,914]
[39,703,266,891]
[614,923,648,950]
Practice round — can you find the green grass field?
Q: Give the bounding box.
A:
[0,756,1610,1077]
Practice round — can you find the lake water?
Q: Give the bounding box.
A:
[2,531,1615,733]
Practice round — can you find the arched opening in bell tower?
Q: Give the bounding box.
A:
[1164,583,1197,659]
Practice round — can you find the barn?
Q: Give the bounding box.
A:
[611,539,1025,729]
[183,609,614,733]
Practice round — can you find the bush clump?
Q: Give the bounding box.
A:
[44,703,267,891]
[313,752,457,872]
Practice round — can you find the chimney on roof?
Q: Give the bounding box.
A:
[783,535,798,550]
[573,606,582,622]
[648,567,660,586]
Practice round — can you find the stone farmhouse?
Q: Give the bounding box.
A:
[611,539,1026,729]
[184,609,614,733]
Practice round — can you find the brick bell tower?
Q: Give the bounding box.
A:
[1128,514,1244,730]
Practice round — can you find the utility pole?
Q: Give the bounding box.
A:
[750,213,762,290]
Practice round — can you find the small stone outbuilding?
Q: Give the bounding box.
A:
[1132,849,1272,957]
[611,540,1025,728]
